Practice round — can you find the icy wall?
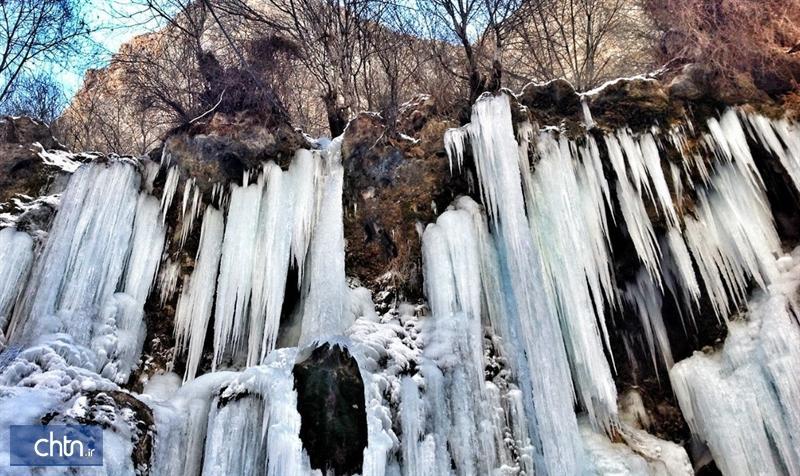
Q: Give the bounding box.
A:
[0,87,799,475]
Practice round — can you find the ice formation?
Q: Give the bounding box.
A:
[3,89,800,476]
[174,207,225,382]
[0,228,33,335]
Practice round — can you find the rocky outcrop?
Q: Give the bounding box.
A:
[157,111,310,189]
[293,343,367,475]
[341,106,465,302]
[0,116,67,204]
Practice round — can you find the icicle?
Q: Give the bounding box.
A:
[660,229,700,331]
[179,178,203,249]
[418,205,499,474]
[581,99,595,128]
[605,133,662,281]
[174,207,224,381]
[463,94,585,474]
[707,110,765,193]
[522,131,618,431]
[143,159,160,193]
[289,149,320,283]
[0,228,33,334]
[683,162,780,320]
[8,161,140,345]
[746,111,800,193]
[92,292,147,383]
[248,162,294,365]
[443,127,468,174]
[671,249,800,475]
[213,182,262,368]
[160,166,180,222]
[202,349,313,476]
[298,140,348,346]
[158,259,180,307]
[124,194,166,305]
[623,268,674,376]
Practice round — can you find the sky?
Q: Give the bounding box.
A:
[54,0,160,98]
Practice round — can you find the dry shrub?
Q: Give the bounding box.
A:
[648,0,800,96]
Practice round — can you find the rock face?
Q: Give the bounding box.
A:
[293,344,368,475]
[341,106,466,302]
[158,111,310,189]
[0,116,64,204]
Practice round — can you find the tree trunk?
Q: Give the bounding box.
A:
[323,91,349,137]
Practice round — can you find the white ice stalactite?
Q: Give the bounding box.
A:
[92,193,165,383]
[248,162,294,365]
[605,132,662,281]
[747,111,800,193]
[124,193,166,305]
[202,349,314,476]
[443,127,468,173]
[8,161,140,345]
[522,131,618,432]
[419,207,495,475]
[683,161,780,320]
[671,247,800,476]
[707,109,765,193]
[158,259,180,307]
[660,229,701,332]
[145,370,238,476]
[0,228,33,334]
[179,178,203,249]
[298,138,349,347]
[92,292,147,383]
[174,207,225,382]
[160,165,180,222]
[623,268,674,375]
[212,181,263,368]
[290,149,322,283]
[457,93,585,474]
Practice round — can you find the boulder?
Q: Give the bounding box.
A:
[293,343,367,475]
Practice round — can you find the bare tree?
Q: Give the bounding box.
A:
[210,0,379,135]
[0,70,66,124]
[413,0,522,102]
[0,0,96,103]
[504,0,654,91]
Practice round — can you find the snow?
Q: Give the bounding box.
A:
[33,142,83,173]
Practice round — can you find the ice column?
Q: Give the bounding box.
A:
[461,94,585,474]
[670,249,800,476]
[298,139,349,346]
[0,228,33,334]
[523,131,618,431]
[213,181,262,368]
[174,207,225,381]
[8,161,140,345]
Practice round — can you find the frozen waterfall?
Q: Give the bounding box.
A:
[1,89,800,476]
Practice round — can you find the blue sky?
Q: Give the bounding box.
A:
[54,0,159,97]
